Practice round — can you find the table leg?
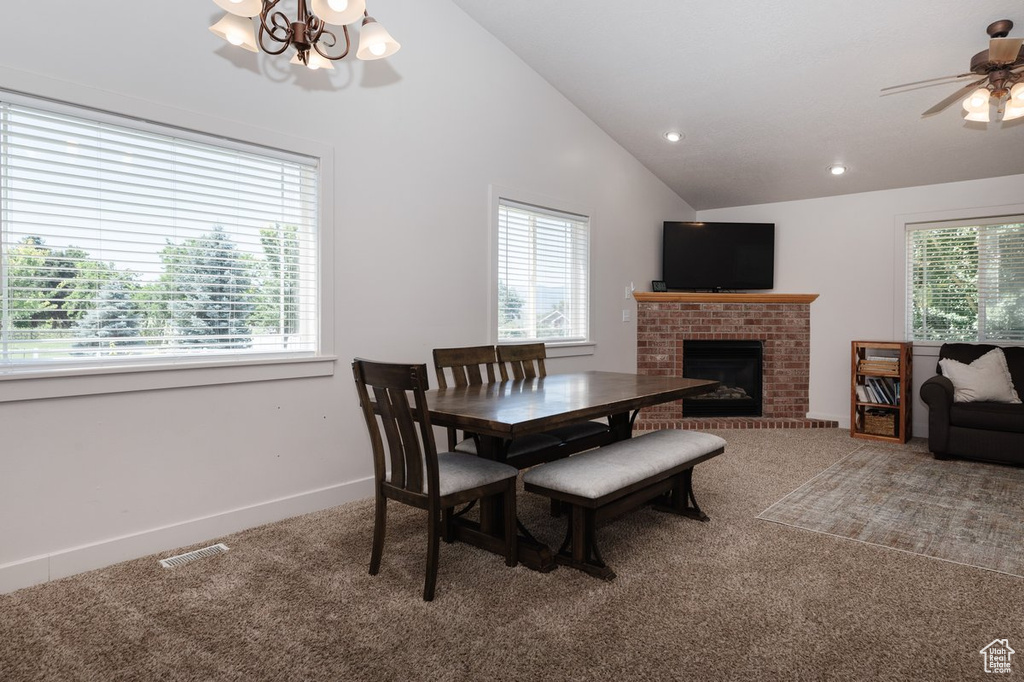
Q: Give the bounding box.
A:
[608,411,633,440]
[475,435,506,536]
[453,434,556,572]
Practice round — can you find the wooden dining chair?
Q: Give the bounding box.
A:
[432,345,501,390]
[431,346,561,460]
[352,359,518,601]
[496,343,612,444]
[496,342,547,381]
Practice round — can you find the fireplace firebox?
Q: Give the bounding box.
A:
[682,340,763,417]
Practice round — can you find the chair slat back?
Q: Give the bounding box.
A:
[432,345,500,389]
[496,343,547,381]
[352,359,439,500]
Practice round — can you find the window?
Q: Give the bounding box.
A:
[496,198,589,343]
[0,97,319,374]
[907,217,1024,342]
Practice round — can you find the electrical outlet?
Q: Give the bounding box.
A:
[622,309,631,322]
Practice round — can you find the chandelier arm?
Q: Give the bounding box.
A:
[258,22,294,55]
[306,15,326,45]
[312,27,351,61]
[254,1,294,54]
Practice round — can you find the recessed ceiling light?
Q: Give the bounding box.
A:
[664,131,684,143]
[828,164,847,176]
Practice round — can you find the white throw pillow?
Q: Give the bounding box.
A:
[939,348,1021,404]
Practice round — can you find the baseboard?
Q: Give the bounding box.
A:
[0,476,374,595]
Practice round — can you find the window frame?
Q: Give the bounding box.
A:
[489,185,594,355]
[0,88,336,402]
[896,204,1024,349]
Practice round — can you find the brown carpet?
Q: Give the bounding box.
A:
[2,429,1023,681]
[758,443,1024,578]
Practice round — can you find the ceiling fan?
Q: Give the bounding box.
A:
[883,19,1024,121]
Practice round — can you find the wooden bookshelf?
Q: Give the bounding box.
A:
[850,340,912,443]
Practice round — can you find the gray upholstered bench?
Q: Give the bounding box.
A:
[522,429,726,580]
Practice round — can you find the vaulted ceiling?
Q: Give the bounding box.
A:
[452,1,1024,210]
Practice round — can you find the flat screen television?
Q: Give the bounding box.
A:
[662,221,775,291]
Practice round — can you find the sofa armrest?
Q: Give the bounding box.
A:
[920,374,954,456]
[920,374,953,409]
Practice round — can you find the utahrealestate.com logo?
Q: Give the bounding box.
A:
[980,639,1014,674]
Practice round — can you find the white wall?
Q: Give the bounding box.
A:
[699,173,1024,435]
[0,0,693,592]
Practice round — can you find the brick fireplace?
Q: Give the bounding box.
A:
[634,293,838,430]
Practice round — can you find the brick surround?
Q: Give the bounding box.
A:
[634,293,837,430]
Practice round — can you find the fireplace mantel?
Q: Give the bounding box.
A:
[634,293,819,304]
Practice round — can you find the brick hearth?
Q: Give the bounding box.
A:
[634,293,838,430]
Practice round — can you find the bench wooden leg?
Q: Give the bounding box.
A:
[554,506,616,581]
[653,468,709,522]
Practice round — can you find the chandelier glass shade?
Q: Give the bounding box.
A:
[209,0,400,69]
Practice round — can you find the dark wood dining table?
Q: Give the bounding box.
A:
[424,370,719,571]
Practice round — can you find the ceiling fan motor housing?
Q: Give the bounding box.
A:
[971,50,1024,74]
[987,19,1014,39]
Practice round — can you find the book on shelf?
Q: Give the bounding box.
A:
[856,385,869,402]
[858,360,901,374]
[866,376,897,404]
[865,354,899,362]
[863,380,880,404]
[867,377,884,404]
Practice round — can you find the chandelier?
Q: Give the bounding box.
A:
[210,0,400,70]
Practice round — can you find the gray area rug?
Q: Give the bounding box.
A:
[758,444,1024,577]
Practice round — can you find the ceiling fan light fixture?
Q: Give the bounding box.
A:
[1010,82,1024,105]
[964,110,990,123]
[962,87,991,114]
[827,164,847,176]
[1002,104,1024,122]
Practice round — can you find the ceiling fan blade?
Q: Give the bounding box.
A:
[921,76,988,117]
[881,72,976,92]
[989,37,1024,64]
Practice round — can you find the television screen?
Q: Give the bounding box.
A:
[662,222,775,291]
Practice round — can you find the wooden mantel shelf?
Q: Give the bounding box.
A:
[633,292,819,304]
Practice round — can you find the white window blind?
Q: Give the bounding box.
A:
[0,98,319,371]
[907,217,1024,342]
[497,198,589,342]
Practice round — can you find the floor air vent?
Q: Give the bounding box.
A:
[159,543,230,568]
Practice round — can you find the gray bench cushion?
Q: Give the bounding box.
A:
[522,430,726,500]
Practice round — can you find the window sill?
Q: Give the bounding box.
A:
[911,341,1024,354]
[0,355,337,403]
[545,342,596,358]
